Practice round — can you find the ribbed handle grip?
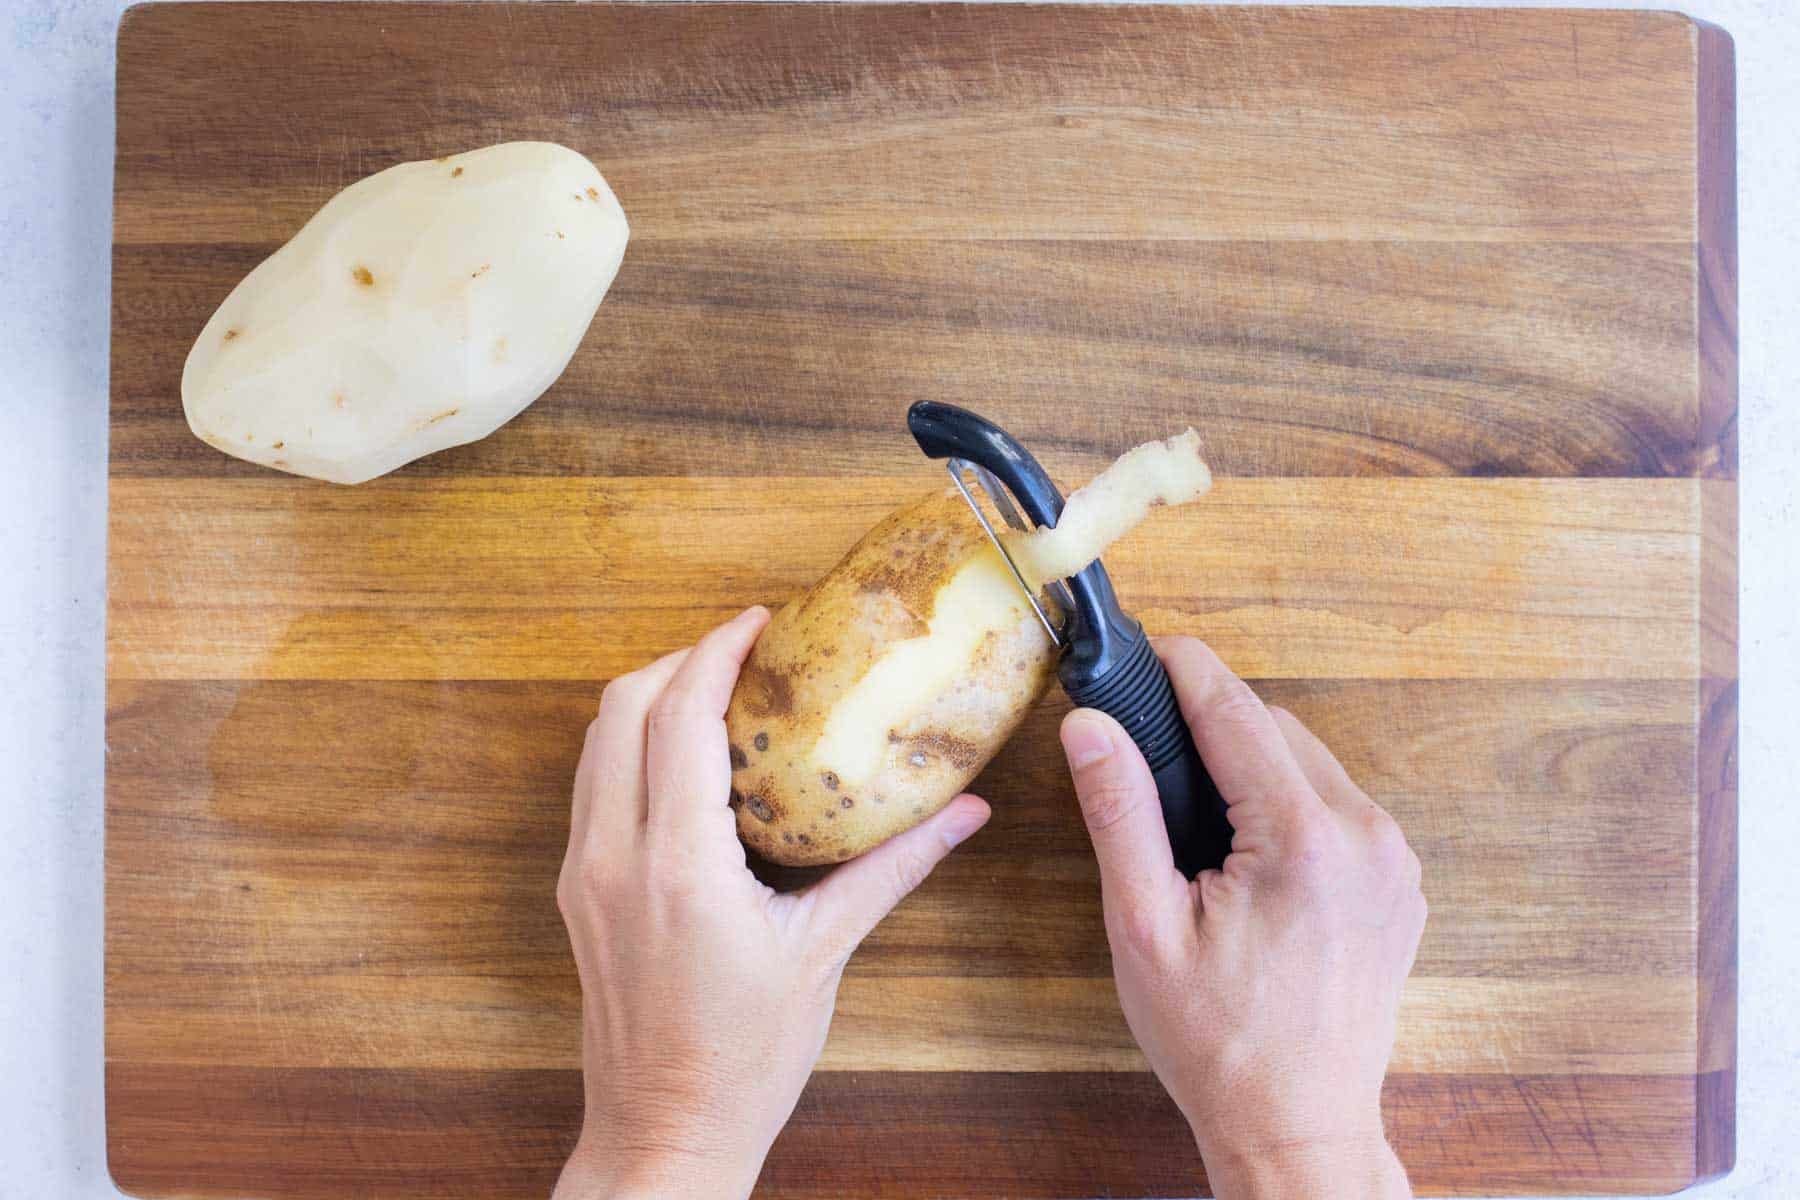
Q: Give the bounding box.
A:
[1064,628,1233,877]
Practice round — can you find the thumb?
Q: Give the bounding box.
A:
[1061,708,1183,919]
[806,794,990,960]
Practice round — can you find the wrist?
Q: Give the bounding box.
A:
[553,1132,764,1200]
[1195,1120,1407,1200]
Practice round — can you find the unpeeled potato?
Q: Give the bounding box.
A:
[727,429,1212,867]
[726,489,1058,866]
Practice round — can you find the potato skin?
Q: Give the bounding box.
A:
[727,489,1057,866]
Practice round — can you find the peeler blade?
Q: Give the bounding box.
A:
[946,458,1073,648]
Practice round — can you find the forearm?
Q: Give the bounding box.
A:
[1198,1128,1410,1200]
[552,1136,763,1200]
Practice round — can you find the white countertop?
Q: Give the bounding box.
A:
[2,1,1794,1196]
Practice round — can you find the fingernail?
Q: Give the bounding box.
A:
[1061,712,1116,769]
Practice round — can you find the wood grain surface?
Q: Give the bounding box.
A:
[106,5,1737,1197]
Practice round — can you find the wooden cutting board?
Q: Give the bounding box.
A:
[106,5,1737,1196]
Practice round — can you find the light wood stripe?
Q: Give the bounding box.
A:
[108,477,1706,681]
[104,678,1702,984]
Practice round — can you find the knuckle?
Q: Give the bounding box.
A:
[573,855,615,905]
[647,687,685,725]
[1111,902,1172,962]
[647,686,709,733]
[600,672,651,712]
[654,854,708,904]
[888,849,934,899]
[1280,805,1332,855]
[1116,906,1159,964]
[1156,633,1207,664]
[1363,806,1412,866]
[1200,677,1270,735]
[1078,777,1148,837]
[1280,814,1340,889]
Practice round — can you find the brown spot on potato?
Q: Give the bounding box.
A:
[470,263,490,278]
[351,265,375,287]
[333,392,347,409]
[782,832,794,843]
[821,771,838,791]
[492,337,508,362]
[222,328,239,342]
[797,834,812,846]
[854,573,932,636]
[451,166,464,177]
[729,744,749,769]
[840,796,854,809]
[420,408,460,428]
[824,810,836,820]
[555,230,565,239]
[586,186,600,200]
[902,730,983,771]
[271,441,284,450]
[747,796,775,822]
[753,732,769,752]
[728,788,744,809]
[736,661,795,718]
[845,498,969,624]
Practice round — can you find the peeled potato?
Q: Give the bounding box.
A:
[727,489,1059,866]
[181,141,629,484]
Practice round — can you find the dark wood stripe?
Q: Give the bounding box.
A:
[110,239,1705,480]
[1694,1069,1736,1183]
[1690,24,1738,1175]
[1695,681,1738,1176]
[1695,20,1738,480]
[105,1065,1703,1198]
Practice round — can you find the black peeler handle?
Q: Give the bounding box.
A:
[907,400,1234,877]
[1060,592,1234,878]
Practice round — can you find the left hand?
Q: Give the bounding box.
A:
[552,606,992,1199]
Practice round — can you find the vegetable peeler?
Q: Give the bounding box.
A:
[907,401,1234,877]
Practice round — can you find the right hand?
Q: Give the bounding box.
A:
[1058,637,1426,1200]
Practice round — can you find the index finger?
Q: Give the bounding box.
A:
[1154,637,1325,837]
[643,606,770,844]
[570,647,691,855]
